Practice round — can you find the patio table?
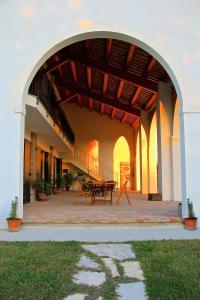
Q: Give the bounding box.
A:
[88,181,117,205]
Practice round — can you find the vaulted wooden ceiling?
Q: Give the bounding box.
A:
[43,38,170,128]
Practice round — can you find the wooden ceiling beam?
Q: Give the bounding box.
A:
[47,58,70,73]
[77,94,82,106]
[59,92,77,105]
[100,103,105,114]
[54,55,64,77]
[45,51,158,92]
[131,86,142,106]
[87,67,92,88]
[70,61,78,83]
[126,44,136,68]
[103,73,109,95]
[147,57,156,72]
[111,108,116,119]
[145,93,157,110]
[106,38,112,64]
[121,112,128,124]
[56,79,140,117]
[89,98,93,111]
[117,80,125,99]
[131,118,140,128]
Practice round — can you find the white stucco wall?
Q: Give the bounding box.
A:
[1,0,200,226]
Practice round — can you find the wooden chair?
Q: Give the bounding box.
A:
[75,180,91,205]
[116,180,131,205]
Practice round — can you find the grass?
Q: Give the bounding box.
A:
[133,240,200,300]
[0,240,200,299]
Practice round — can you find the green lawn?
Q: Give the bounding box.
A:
[0,240,200,299]
[134,240,200,300]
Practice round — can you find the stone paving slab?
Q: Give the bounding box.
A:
[116,282,147,300]
[120,261,144,280]
[64,294,87,300]
[82,244,135,260]
[77,255,100,270]
[73,271,106,287]
[101,257,119,277]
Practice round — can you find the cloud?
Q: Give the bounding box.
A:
[20,3,36,17]
[78,18,92,29]
[68,0,81,9]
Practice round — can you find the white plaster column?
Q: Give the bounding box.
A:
[180,110,200,218]
[172,100,182,202]
[0,104,25,228]
[140,113,149,194]
[156,82,173,201]
[50,146,54,186]
[172,136,182,201]
[30,133,37,202]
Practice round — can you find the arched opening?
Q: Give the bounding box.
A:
[149,112,158,193]
[113,136,130,190]
[86,140,99,176]
[19,32,184,224]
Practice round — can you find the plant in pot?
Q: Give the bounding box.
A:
[34,178,51,201]
[64,172,76,191]
[7,196,22,232]
[184,198,197,230]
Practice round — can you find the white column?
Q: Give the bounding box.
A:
[30,133,37,202]
[172,136,182,201]
[140,113,149,194]
[157,82,173,201]
[180,111,200,218]
[0,104,25,228]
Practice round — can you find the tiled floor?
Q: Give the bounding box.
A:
[23,191,181,224]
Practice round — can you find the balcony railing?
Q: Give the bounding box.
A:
[28,68,75,146]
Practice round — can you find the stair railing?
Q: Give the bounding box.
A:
[69,145,119,181]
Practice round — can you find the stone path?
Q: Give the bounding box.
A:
[65,243,147,299]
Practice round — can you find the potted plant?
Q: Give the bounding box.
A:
[64,171,76,191]
[34,178,51,201]
[184,198,197,230]
[7,196,22,232]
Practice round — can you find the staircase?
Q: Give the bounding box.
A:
[65,146,118,181]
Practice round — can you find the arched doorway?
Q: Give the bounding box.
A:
[5,30,185,223]
[113,136,130,190]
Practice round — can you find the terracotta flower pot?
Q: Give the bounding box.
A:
[37,192,47,201]
[7,219,22,232]
[184,218,197,230]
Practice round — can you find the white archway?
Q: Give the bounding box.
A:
[0,29,186,226]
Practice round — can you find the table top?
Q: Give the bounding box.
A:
[87,181,117,186]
